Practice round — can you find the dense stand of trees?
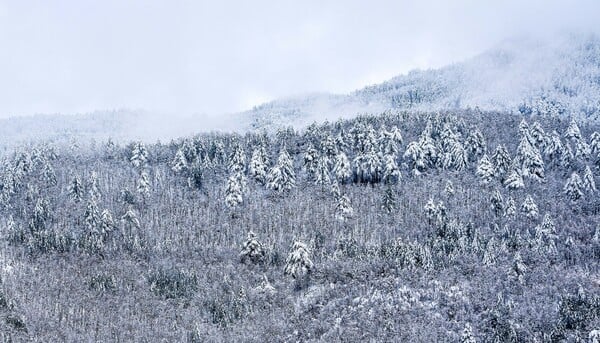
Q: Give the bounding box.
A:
[0,110,599,341]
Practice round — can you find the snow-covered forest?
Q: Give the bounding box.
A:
[0,109,598,341]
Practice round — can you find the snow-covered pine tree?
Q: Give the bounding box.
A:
[381,187,396,213]
[330,180,341,199]
[130,142,148,169]
[491,145,512,180]
[461,323,477,343]
[490,189,504,217]
[574,139,591,161]
[332,152,352,184]
[504,170,524,190]
[99,209,114,237]
[284,241,313,279]
[530,121,547,149]
[171,148,187,173]
[335,193,354,222]
[41,159,57,187]
[564,118,582,141]
[544,131,564,163]
[504,197,516,217]
[121,207,140,230]
[564,171,584,202]
[583,165,597,192]
[239,231,264,264]
[248,144,269,185]
[303,144,319,179]
[482,238,497,266]
[228,144,246,174]
[266,147,296,192]
[424,198,437,224]
[509,252,527,284]
[314,155,331,188]
[88,171,101,199]
[381,154,401,184]
[137,171,151,197]
[518,119,529,135]
[515,131,545,180]
[534,213,557,255]
[68,176,84,203]
[404,140,426,175]
[319,134,337,158]
[476,154,495,184]
[454,141,470,172]
[560,142,574,169]
[225,173,243,209]
[520,195,539,219]
[379,125,403,156]
[590,131,600,156]
[29,197,50,232]
[444,180,455,198]
[590,330,600,343]
[353,145,381,183]
[84,197,100,234]
[465,127,486,161]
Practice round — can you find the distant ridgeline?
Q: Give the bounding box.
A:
[246,33,600,130]
[2,33,600,151]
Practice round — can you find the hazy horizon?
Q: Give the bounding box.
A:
[1,1,600,120]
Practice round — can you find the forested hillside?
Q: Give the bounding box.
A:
[0,109,599,341]
[246,33,600,129]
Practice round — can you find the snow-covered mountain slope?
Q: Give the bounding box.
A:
[243,33,600,129]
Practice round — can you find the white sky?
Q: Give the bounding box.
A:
[0,0,599,118]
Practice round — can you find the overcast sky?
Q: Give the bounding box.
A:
[0,0,599,119]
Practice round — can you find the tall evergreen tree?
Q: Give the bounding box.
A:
[530,121,547,149]
[137,171,151,197]
[564,118,582,141]
[444,180,455,198]
[314,155,332,188]
[303,144,319,179]
[476,154,495,184]
[284,241,313,280]
[491,145,512,180]
[544,131,564,163]
[504,170,524,190]
[520,195,539,219]
[68,176,84,203]
[515,132,545,180]
[332,152,352,184]
[490,189,504,217]
[461,323,477,343]
[225,173,243,209]
[504,197,516,217]
[381,154,401,184]
[509,252,527,284]
[267,147,296,192]
[583,165,597,192]
[590,131,600,156]
[381,187,396,213]
[88,171,101,200]
[130,142,148,169]
[171,148,187,173]
[564,172,584,202]
[335,193,354,222]
[239,231,264,264]
[465,127,486,161]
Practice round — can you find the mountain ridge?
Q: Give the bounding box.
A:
[2,32,600,148]
[243,32,600,128]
